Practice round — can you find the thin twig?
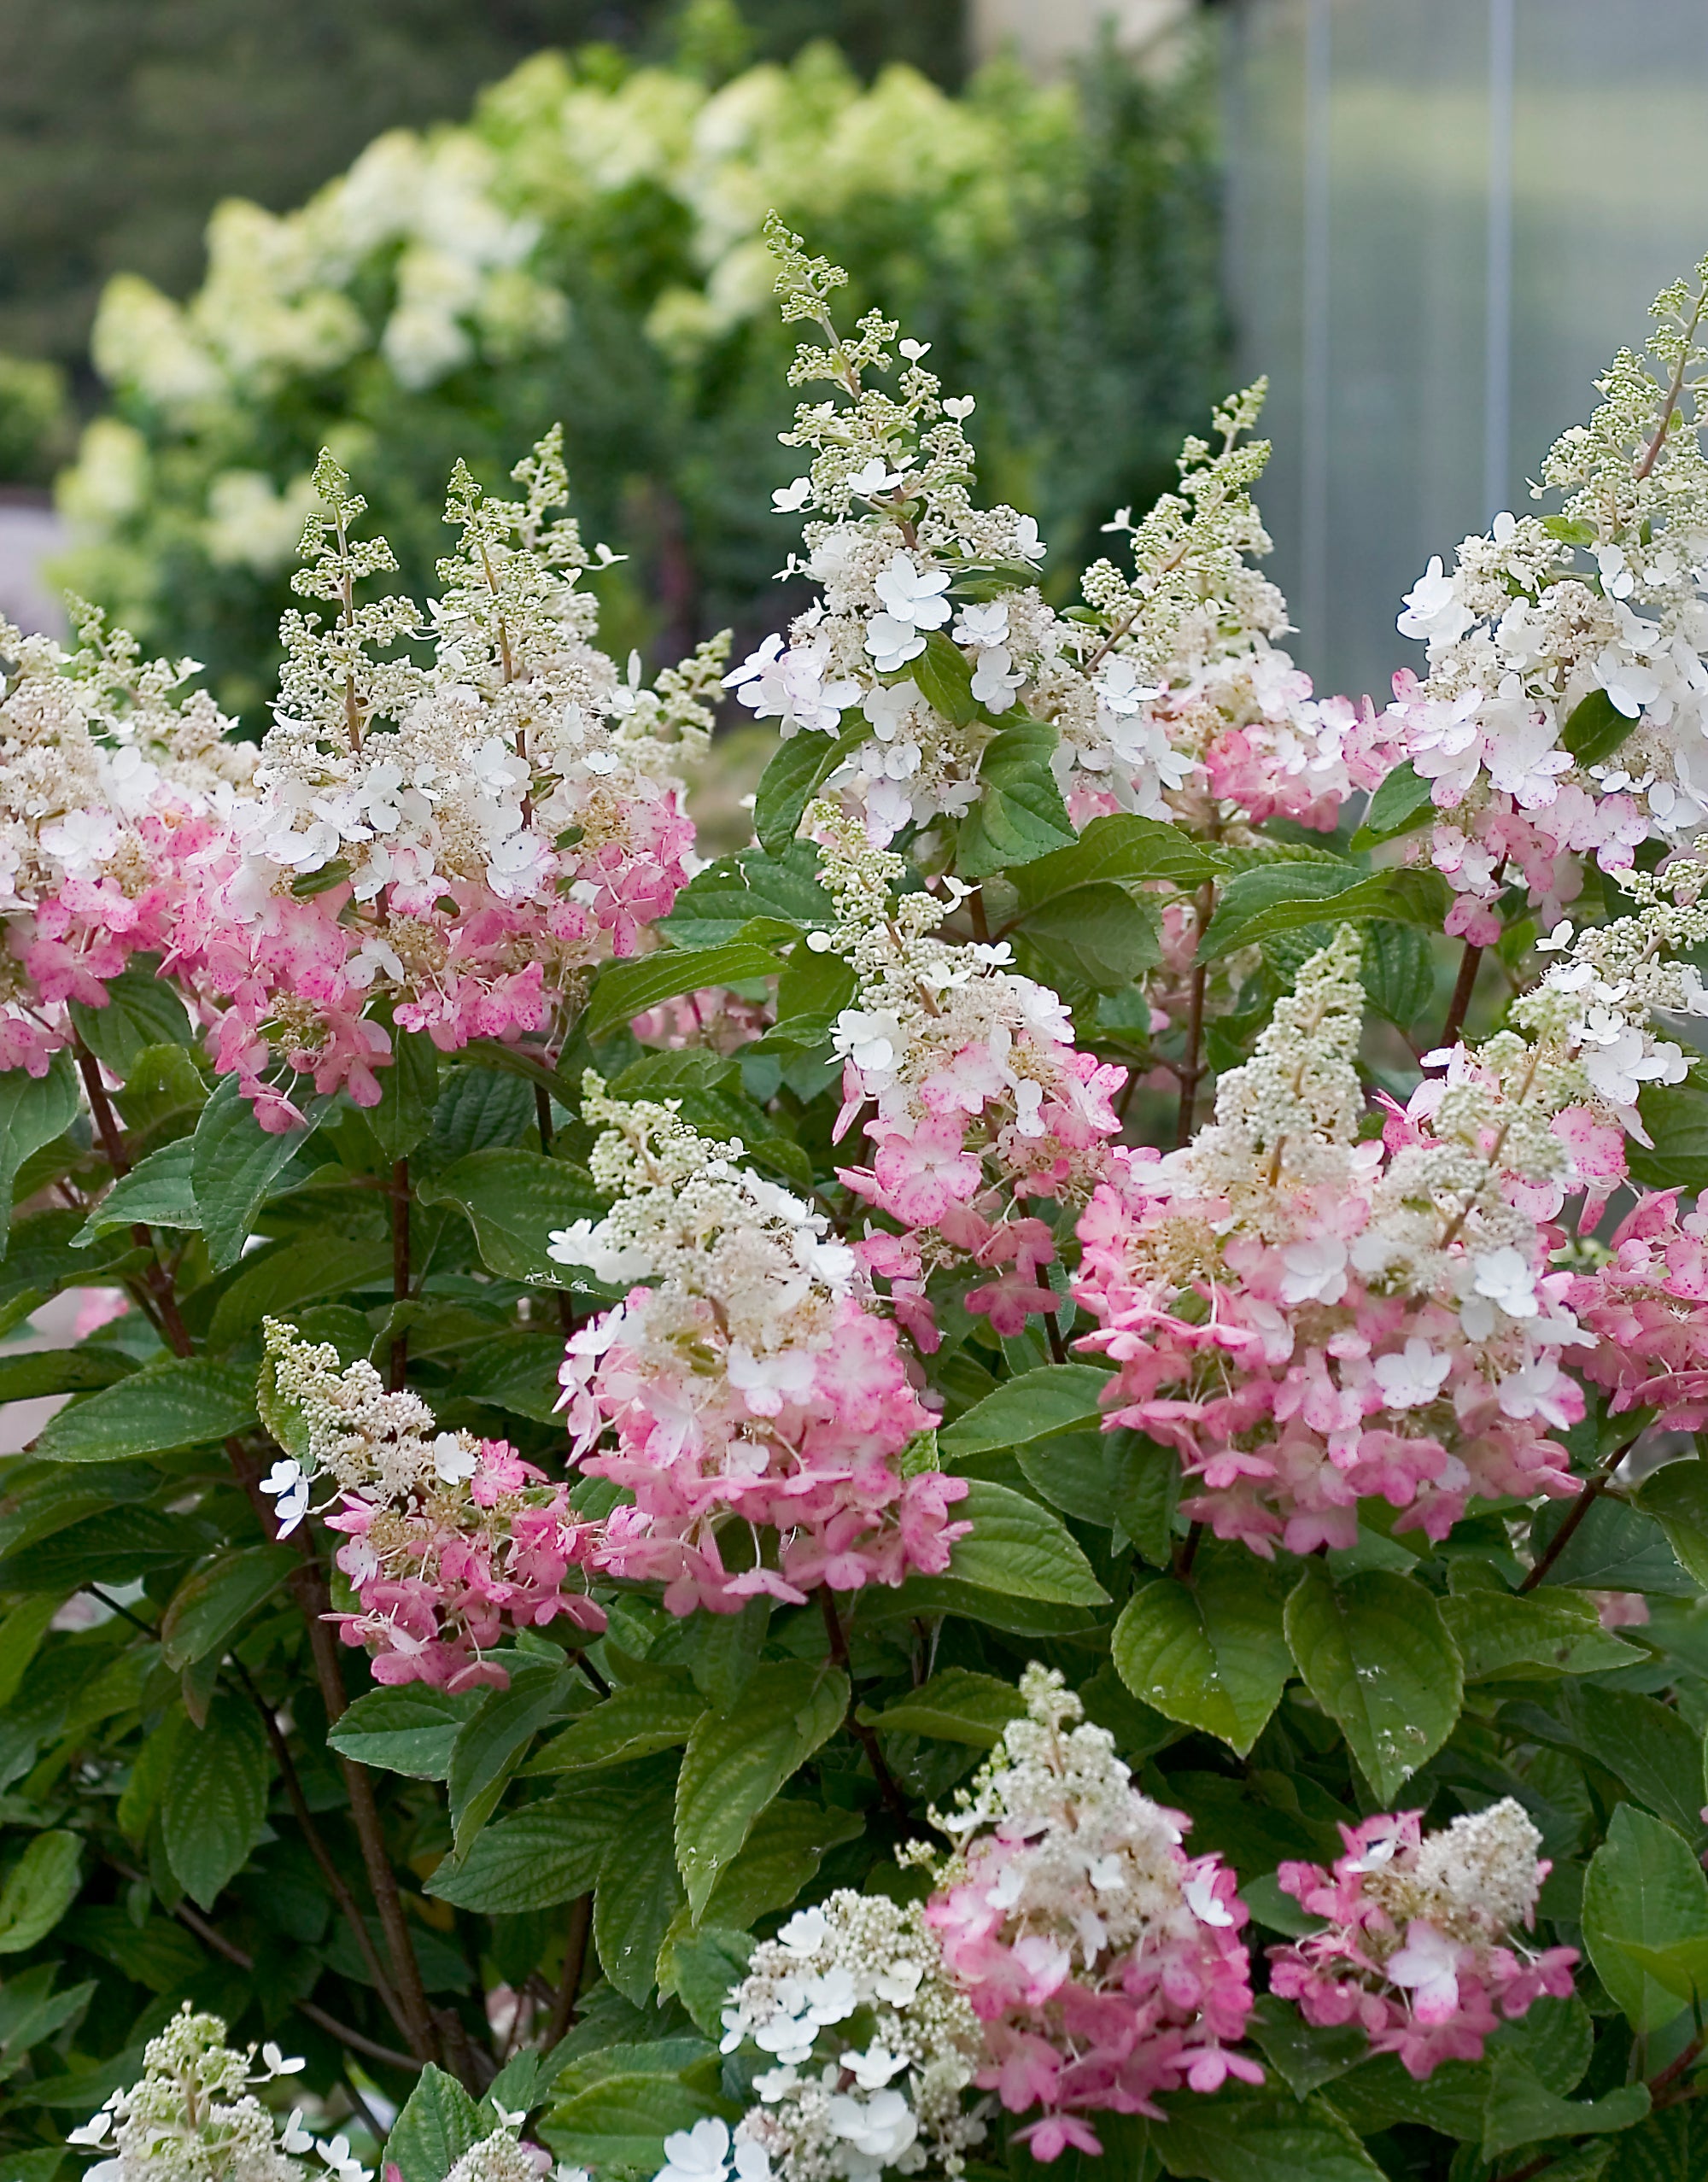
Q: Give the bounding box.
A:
[228,1657,410,2038]
[1518,1432,1645,1594]
[1174,881,1214,1149]
[1439,939,1483,1051]
[535,1084,554,1155]
[1174,1521,1203,1580]
[389,1159,410,1393]
[105,1857,420,2073]
[544,1894,593,2046]
[818,1588,912,1826]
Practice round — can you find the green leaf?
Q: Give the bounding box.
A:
[447,1660,570,1857]
[941,1479,1109,1605]
[0,1505,207,1592]
[0,1052,79,1254]
[1558,1683,1707,1840]
[1112,1546,1291,1755]
[862,1668,1027,1747]
[426,1067,534,1167]
[866,1576,1103,1640]
[369,1024,440,1163]
[1284,1565,1463,1800]
[1635,1456,1708,1588]
[1360,921,1435,1030]
[1628,1084,1708,1191]
[664,1927,753,2037]
[685,1596,769,1712]
[0,1346,135,1401]
[1561,687,1639,767]
[939,1363,1110,1460]
[426,1764,660,1910]
[1011,882,1161,995]
[1530,1495,1694,1595]
[0,1832,81,1954]
[593,1763,682,2005]
[416,1148,605,1286]
[385,2065,483,2182]
[68,968,190,1075]
[674,1661,847,1918]
[190,1073,330,1272]
[956,722,1076,878]
[1247,1995,1367,2099]
[1200,864,1452,960]
[1349,759,1435,850]
[208,1233,395,1346]
[664,841,834,948]
[1614,1935,1708,2005]
[542,2068,731,2176]
[1155,2088,1385,2182]
[1600,2109,1693,2182]
[451,1329,576,1424]
[161,1691,270,1909]
[1111,1434,1179,1568]
[526,1681,705,1775]
[694,1799,862,1933]
[1482,2051,1649,2161]
[1015,1427,1124,1527]
[1440,1587,1640,1681]
[31,1356,258,1462]
[1011,810,1220,900]
[159,1543,297,1669]
[73,1136,200,1243]
[0,1597,62,1710]
[754,720,865,856]
[582,942,784,1044]
[326,1687,484,1780]
[911,627,980,725]
[1582,1803,1708,2033]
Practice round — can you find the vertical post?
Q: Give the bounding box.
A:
[1483,0,1517,523]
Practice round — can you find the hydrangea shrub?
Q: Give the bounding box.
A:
[5,231,1708,2182]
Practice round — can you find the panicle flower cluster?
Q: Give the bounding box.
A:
[916,1666,1258,2159]
[66,2006,310,2182]
[1269,1801,1578,2080]
[1386,258,1708,941]
[1566,1186,1708,1429]
[551,1077,967,1614]
[808,804,1123,1344]
[0,602,255,1076]
[442,2129,547,2182]
[729,225,1370,852]
[261,1319,605,1690]
[713,1892,986,2182]
[167,435,717,1128]
[1073,930,1606,1554]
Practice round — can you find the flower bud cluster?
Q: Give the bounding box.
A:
[1386,258,1708,942]
[0,602,255,1077]
[1073,931,1599,1553]
[917,1666,1259,2157]
[262,1319,605,1690]
[1268,1801,1578,2079]
[551,1079,967,1615]
[738,226,1372,852]
[66,2005,312,2182]
[807,804,1122,1344]
[715,1892,987,2182]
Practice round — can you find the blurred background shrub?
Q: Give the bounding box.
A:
[38,2,1224,722]
[0,355,74,486]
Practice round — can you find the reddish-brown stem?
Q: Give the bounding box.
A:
[1636,284,1707,481]
[544,1892,594,2046]
[1518,1432,1644,1594]
[1174,1520,1203,1580]
[818,1588,912,1826]
[225,1435,443,2071]
[389,1157,410,1392]
[108,1856,420,2072]
[75,1041,194,1355]
[1175,883,1214,1149]
[535,1083,554,1155]
[1440,939,1483,1050]
[230,1657,409,2037]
